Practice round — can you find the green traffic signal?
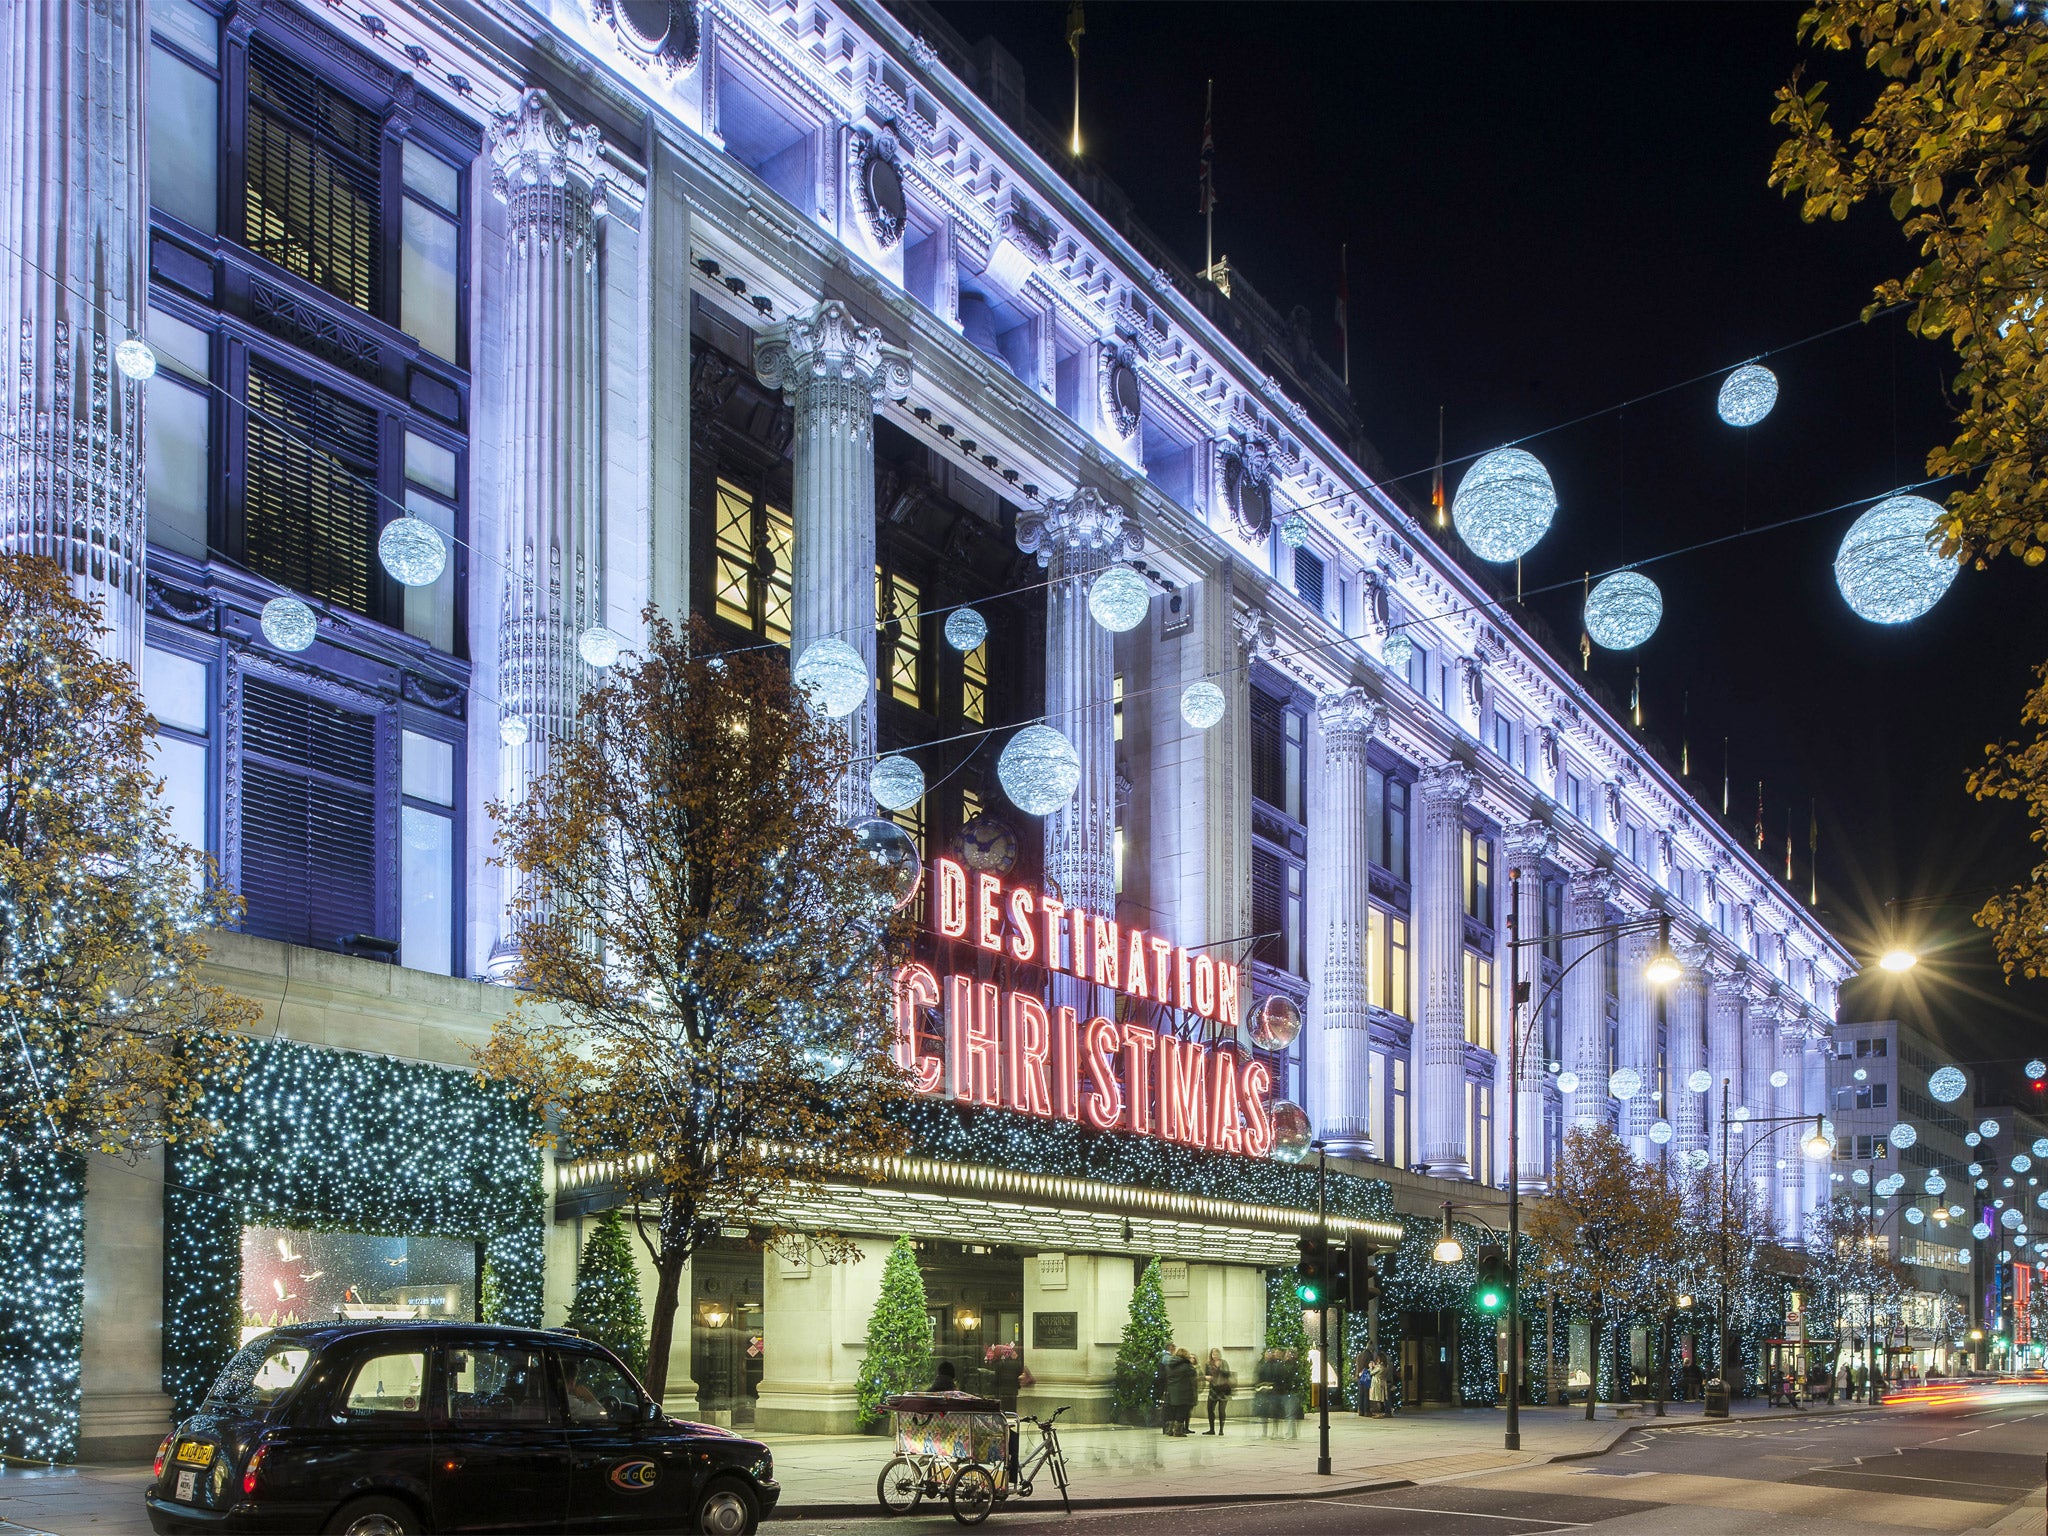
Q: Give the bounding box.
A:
[1297,1281,1321,1305]
[1476,1284,1504,1313]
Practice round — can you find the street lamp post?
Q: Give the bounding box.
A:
[1713,1084,1832,1395]
[1499,890,1679,1445]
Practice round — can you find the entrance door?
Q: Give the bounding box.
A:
[1400,1313,1459,1405]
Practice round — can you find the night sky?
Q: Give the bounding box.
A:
[933,1,2048,1083]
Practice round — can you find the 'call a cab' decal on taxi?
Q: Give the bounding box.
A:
[609,1460,659,1491]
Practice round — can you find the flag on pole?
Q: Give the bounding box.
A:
[1335,243,1350,388]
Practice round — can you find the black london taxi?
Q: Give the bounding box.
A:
[144,1322,778,1536]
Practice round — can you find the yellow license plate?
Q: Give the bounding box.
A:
[174,1441,214,1467]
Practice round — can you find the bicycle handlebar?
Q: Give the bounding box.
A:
[1023,1405,1071,1427]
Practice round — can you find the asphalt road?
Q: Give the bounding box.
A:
[786,1383,2048,1535]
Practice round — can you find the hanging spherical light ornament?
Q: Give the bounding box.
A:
[1851,1167,1869,1186]
[378,516,447,587]
[1087,565,1150,633]
[2035,1137,2048,1160]
[1649,1120,1673,1145]
[2002,1207,2025,1231]
[1967,1133,1982,1148]
[1381,632,1414,670]
[1246,994,1303,1051]
[2028,1059,2048,1081]
[1180,679,1226,730]
[1687,1069,1713,1094]
[1268,1100,1314,1163]
[578,626,624,669]
[2014,1153,2034,1173]
[1927,1064,1968,1103]
[1690,1148,1712,1171]
[1877,1173,1905,1196]
[1981,1118,2003,1138]
[1969,1162,1985,1176]
[869,754,926,812]
[498,715,530,748]
[855,818,924,910]
[1834,495,1958,624]
[1556,1071,1580,1094]
[259,596,317,653]
[1853,1067,1869,1083]
[1732,1105,1751,1122]
[1584,570,1663,650]
[1716,364,1779,427]
[997,724,1081,816]
[1906,1206,1925,1226]
[1925,1173,1947,1194]
[1279,512,1311,550]
[1889,1121,1918,1150]
[793,639,870,719]
[1609,1067,1642,1101]
[1770,1068,1789,1089]
[1451,447,1557,563]
[944,607,988,652]
[115,336,158,381]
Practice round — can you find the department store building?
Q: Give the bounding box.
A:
[2,0,1852,1453]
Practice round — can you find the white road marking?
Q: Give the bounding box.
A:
[1319,1500,1583,1526]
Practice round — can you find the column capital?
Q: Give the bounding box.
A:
[1672,939,1713,983]
[1232,603,1274,661]
[1016,487,1141,569]
[1502,818,1557,873]
[1415,759,1474,807]
[754,299,913,405]
[1315,685,1385,742]
[1709,963,1751,1004]
[1568,866,1616,906]
[490,89,609,255]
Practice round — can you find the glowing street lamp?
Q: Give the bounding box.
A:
[1431,1207,1464,1266]
[1644,912,1682,987]
[1878,948,1918,973]
[1802,1116,1834,1160]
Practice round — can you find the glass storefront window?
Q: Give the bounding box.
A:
[239,1226,476,1342]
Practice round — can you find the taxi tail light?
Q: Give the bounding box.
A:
[153,1433,173,1479]
[242,1445,268,1498]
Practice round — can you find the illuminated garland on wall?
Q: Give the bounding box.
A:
[0,1149,84,1462]
[163,1040,546,1413]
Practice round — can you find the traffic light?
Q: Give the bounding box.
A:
[1356,1247,1385,1305]
[1296,1233,1326,1306]
[1473,1245,1509,1314]
[1326,1240,1352,1307]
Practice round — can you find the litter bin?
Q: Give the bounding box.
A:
[1703,1380,1730,1419]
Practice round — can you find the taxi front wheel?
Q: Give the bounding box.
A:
[693,1475,759,1536]
[323,1496,421,1536]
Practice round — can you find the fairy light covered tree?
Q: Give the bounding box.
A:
[856,1235,933,1426]
[567,1209,649,1375]
[478,614,912,1402]
[1112,1257,1175,1424]
[0,555,255,1458]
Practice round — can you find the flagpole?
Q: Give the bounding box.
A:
[1340,242,1350,389]
[1204,78,1214,274]
[1067,3,1085,157]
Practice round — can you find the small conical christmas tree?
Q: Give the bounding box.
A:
[1112,1258,1176,1424]
[567,1210,648,1376]
[857,1236,934,1427]
[1264,1267,1310,1399]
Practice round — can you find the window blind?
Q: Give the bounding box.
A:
[238,677,379,950]
[243,358,380,615]
[244,39,383,314]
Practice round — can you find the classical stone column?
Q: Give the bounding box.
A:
[1616,924,1659,1159]
[1776,1013,1807,1241]
[1561,869,1615,1138]
[1,0,149,671]
[487,91,609,977]
[1416,761,1473,1178]
[1308,686,1384,1158]
[1667,943,1711,1161]
[1801,1019,1831,1237]
[1705,967,1747,1165]
[1503,820,1557,1192]
[756,300,911,821]
[1017,490,1138,1006]
[1742,989,1778,1177]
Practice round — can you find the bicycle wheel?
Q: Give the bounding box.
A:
[1049,1446,1071,1514]
[948,1463,997,1526]
[876,1456,924,1515]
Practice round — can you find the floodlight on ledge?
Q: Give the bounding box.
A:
[1644,912,1681,987]
[1878,948,1917,973]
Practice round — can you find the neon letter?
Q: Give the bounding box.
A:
[1210,1048,1245,1155]
[1192,954,1217,1019]
[1071,909,1091,981]
[1041,896,1066,974]
[1160,1038,1209,1148]
[937,858,969,938]
[1052,1005,1081,1122]
[1123,928,1151,998]
[1217,960,1241,1030]
[975,873,1004,953]
[1241,1058,1276,1158]
[1149,936,1175,1000]
[1081,1016,1123,1131]
[1174,946,1192,1009]
[891,963,943,1095]
[1008,886,1038,962]
[1093,918,1120,989]
[946,976,1003,1107]
[1006,991,1054,1117]
[1121,1023,1159,1136]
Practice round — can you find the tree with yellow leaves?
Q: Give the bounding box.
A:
[477,615,911,1401]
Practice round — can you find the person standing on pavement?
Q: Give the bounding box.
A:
[1162,1347,1198,1436]
[1371,1353,1394,1417]
[1281,1348,1303,1437]
[1351,1350,1371,1416]
[1202,1348,1234,1434]
[1252,1349,1282,1435]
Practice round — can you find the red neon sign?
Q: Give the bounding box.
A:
[890,859,1275,1158]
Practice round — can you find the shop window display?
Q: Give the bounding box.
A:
[239,1227,477,1342]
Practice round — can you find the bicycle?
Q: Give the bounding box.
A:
[945,1405,1072,1525]
[877,1398,1073,1525]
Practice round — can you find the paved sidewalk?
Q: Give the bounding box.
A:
[0,1397,1875,1533]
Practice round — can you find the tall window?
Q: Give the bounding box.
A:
[1462,828,1493,922]
[400,729,457,976]
[712,479,792,643]
[1367,765,1409,881]
[1113,674,1125,741]
[145,645,212,860]
[1292,547,1325,612]
[877,568,922,707]
[149,0,220,235]
[400,144,462,363]
[1463,951,1495,1050]
[241,359,381,618]
[1251,846,1303,975]
[1389,1056,1409,1169]
[1368,905,1409,1018]
[244,39,384,315]
[1250,688,1303,821]
[1467,1082,1493,1185]
[961,638,988,724]
[1543,877,1564,963]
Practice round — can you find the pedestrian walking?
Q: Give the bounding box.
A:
[1371,1354,1394,1417]
[1163,1347,1198,1436]
[1252,1349,1283,1436]
[1202,1348,1235,1434]
[1351,1350,1372,1416]
[1281,1348,1302,1437]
